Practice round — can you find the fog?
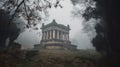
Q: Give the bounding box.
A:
[15,0,96,49]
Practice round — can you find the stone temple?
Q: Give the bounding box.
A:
[34,19,77,50]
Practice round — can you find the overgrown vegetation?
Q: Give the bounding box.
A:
[70,0,120,66]
[0,49,103,67]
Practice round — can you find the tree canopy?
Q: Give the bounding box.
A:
[71,0,120,66]
[0,0,63,49]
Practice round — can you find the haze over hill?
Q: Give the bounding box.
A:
[15,0,96,50]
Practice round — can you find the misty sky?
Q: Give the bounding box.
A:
[15,0,96,49]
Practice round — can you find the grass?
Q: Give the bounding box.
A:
[0,49,103,67]
[29,49,102,67]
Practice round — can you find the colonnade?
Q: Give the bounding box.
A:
[42,30,69,41]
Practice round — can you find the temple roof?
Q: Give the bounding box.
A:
[41,19,70,30]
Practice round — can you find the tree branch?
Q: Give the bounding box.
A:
[23,1,30,25]
[11,0,25,20]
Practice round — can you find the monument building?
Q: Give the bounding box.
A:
[34,19,77,50]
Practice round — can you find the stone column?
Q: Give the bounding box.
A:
[47,31,49,40]
[61,32,63,40]
[62,32,64,40]
[64,33,66,40]
[51,30,53,39]
[65,33,67,40]
[44,32,46,40]
[46,31,47,40]
[50,30,52,39]
[48,31,49,40]
[57,30,59,39]
[53,30,55,39]
[45,32,47,40]
[68,33,69,41]
[66,33,68,40]
[60,31,61,40]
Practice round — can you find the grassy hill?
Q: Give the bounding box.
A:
[0,49,103,67]
[26,49,102,67]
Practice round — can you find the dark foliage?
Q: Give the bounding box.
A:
[0,10,10,49]
[83,0,120,66]
[83,6,97,21]
[25,50,38,61]
[0,9,20,50]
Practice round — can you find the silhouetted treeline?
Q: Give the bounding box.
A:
[0,10,20,50]
[83,0,120,67]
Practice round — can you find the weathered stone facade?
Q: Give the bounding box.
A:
[34,19,77,50]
